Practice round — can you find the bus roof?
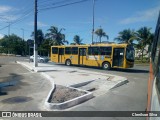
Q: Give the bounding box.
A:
[51,43,129,48]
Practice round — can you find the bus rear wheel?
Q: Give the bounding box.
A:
[65,59,71,66]
[102,62,111,70]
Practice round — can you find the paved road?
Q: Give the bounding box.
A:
[0,57,149,120]
[0,56,51,111]
[54,63,149,111]
[46,63,149,120]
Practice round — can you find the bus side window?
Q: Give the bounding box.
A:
[156,28,160,95]
[156,66,160,95]
[88,47,99,55]
[52,47,58,54]
[100,47,112,55]
[152,27,160,72]
[65,47,71,54]
[72,47,78,55]
[88,47,92,55]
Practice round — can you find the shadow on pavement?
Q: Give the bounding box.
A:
[0,73,29,96]
[52,64,149,74]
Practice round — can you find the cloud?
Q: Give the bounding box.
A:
[0,15,18,22]
[0,5,12,13]
[28,21,48,27]
[0,34,4,39]
[120,6,159,24]
[0,5,19,22]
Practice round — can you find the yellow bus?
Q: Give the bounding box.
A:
[51,43,134,70]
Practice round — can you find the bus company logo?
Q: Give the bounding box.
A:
[2,112,11,117]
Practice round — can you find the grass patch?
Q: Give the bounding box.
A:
[134,58,150,65]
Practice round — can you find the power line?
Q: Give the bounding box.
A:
[0,0,93,32]
[38,0,75,8]
[0,10,33,31]
[39,0,90,11]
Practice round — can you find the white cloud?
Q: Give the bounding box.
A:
[0,5,19,22]
[120,6,160,24]
[0,15,18,22]
[37,21,48,27]
[0,5,12,13]
[28,21,48,27]
[0,34,4,39]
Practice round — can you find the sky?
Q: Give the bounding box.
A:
[0,0,159,44]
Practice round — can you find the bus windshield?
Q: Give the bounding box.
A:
[126,46,134,62]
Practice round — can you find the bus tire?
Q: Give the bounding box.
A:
[102,62,111,70]
[65,59,71,66]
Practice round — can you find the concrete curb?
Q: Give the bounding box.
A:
[45,86,93,110]
[17,61,128,110]
[111,76,128,89]
[16,61,34,72]
[69,80,94,88]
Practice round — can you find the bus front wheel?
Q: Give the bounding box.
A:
[102,62,111,70]
[65,59,71,66]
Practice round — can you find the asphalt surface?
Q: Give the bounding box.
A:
[0,56,51,111]
[0,56,149,120]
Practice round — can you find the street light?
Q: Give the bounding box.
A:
[92,0,95,44]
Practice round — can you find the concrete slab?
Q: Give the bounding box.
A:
[17,61,128,92]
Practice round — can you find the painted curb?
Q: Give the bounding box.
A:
[45,86,93,110]
[16,61,34,71]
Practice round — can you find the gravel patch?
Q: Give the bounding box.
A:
[49,85,87,103]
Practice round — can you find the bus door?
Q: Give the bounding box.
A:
[112,48,124,67]
[79,48,87,65]
[58,48,64,63]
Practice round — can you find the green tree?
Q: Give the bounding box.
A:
[38,39,51,56]
[73,35,82,45]
[95,28,109,43]
[134,27,153,62]
[31,29,44,46]
[0,34,25,55]
[45,26,68,45]
[114,29,135,44]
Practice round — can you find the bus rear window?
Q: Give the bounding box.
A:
[52,47,58,54]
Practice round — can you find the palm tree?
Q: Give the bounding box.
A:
[114,29,135,44]
[134,27,153,62]
[73,35,82,45]
[95,28,109,43]
[31,29,44,46]
[45,26,68,45]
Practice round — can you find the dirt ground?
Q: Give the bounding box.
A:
[49,85,86,103]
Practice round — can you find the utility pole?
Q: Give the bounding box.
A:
[21,28,24,41]
[92,0,95,44]
[7,22,10,56]
[21,28,25,56]
[34,0,38,67]
[8,23,10,36]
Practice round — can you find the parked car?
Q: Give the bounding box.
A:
[30,55,49,63]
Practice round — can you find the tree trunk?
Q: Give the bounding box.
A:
[100,37,102,43]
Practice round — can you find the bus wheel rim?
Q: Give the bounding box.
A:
[67,61,70,65]
[104,64,108,69]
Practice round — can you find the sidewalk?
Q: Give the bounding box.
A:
[17,61,128,89]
